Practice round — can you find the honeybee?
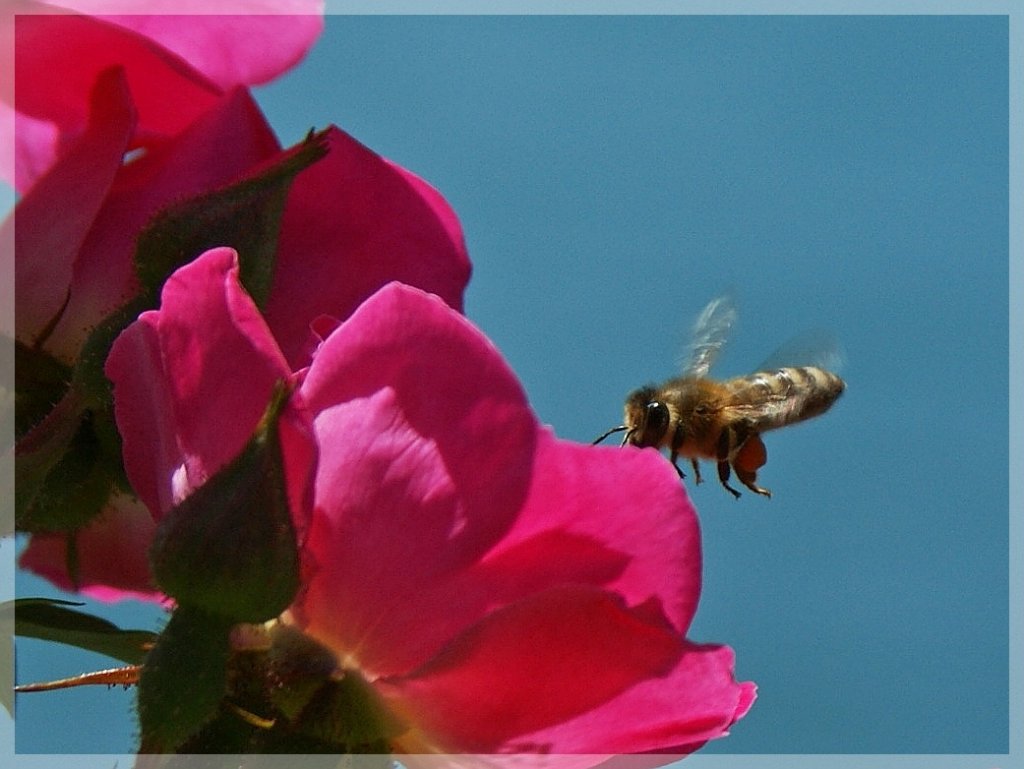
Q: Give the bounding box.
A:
[593,297,845,499]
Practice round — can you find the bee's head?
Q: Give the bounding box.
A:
[620,386,670,448]
[592,385,670,448]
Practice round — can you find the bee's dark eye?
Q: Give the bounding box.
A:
[639,401,670,445]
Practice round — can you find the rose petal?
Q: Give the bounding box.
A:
[491,435,702,636]
[18,492,162,602]
[0,101,59,196]
[79,3,326,89]
[6,66,134,344]
[377,586,684,754]
[5,2,318,190]
[104,312,180,517]
[265,128,471,369]
[504,643,757,755]
[13,7,221,154]
[295,283,534,672]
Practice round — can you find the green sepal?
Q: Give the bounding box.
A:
[263,624,338,722]
[148,384,300,623]
[12,338,72,442]
[290,671,403,752]
[166,623,337,755]
[133,129,330,309]
[137,606,233,753]
[8,598,156,664]
[13,294,143,535]
[172,703,271,755]
[137,619,401,756]
[13,388,81,530]
[14,387,122,534]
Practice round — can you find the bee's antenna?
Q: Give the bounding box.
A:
[593,425,629,445]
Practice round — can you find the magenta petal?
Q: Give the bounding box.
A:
[377,587,680,753]
[295,283,535,672]
[14,11,220,152]
[104,313,180,516]
[495,434,702,635]
[106,248,291,514]
[19,493,162,603]
[85,6,325,89]
[265,127,471,369]
[6,67,134,345]
[0,100,59,193]
[505,643,757,755]
[6,4,318,191]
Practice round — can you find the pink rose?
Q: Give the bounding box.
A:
[14,7,469,593]
[12,7,755,755]
[101,249,755,756]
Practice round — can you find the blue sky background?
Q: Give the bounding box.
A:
[8,11,1015,763]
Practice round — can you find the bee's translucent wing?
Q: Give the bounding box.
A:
[755,328,845,373]
[681,295,738,378]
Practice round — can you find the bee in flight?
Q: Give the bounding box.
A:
[593,296,845,499]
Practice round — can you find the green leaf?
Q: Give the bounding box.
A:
[137,606,233,753]
[8,598,156,664]
[149,384,300,622]
[134,129,330,308]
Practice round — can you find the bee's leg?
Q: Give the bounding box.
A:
[690,459,703,484]
[733,433,771,497]
[669,422,687,479]
[716,461,742,499]
[716,427,742,498]
[734,465,772,498]
[668,449,686,479]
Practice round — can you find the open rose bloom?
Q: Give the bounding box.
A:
[107,250,754,758]
[9,4,755,761]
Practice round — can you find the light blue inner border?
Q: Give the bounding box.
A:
[3,2,1019,768]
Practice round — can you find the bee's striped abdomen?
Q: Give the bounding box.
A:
[727,366,845,432]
